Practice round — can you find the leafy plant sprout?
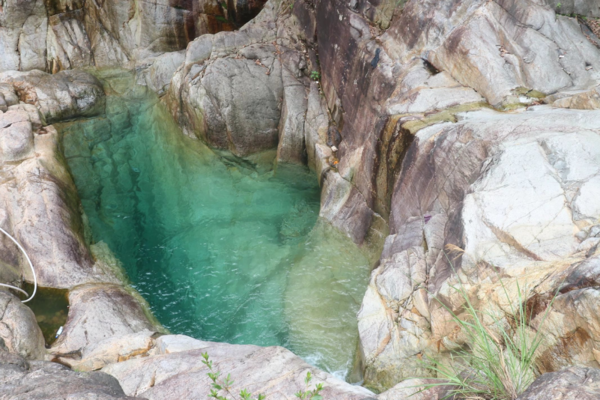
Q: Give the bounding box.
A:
[310,71,321,81]
[202,353,266,400]
[416,252,560,400]
[295,371,324,400]
[202,353,325,400]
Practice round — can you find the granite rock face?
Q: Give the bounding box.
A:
[298,0,600,246]
[356,106,600,389]
[544,0,600,18]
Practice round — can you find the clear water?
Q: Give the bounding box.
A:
[59,79,370,378]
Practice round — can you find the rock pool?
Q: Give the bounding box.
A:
[58,78,371,379]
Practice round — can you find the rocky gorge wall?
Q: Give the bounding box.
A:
[2,0,600,398]
[0,0,268,74]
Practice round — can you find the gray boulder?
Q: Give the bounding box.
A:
[0,345,141,399]
[0,292,45,360]
[357,105,600,390]
[0,106,106,289]
[516,367,600,400]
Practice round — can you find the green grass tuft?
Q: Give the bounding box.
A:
[418,274,558,400]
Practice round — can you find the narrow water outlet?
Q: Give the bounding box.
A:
[21,283,69,347]
[58,80,371,379]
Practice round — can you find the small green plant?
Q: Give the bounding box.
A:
[310,71,321,81]
[418,273,558,400]
[202,352,266,400]
[557,2,562,8]
[295,372,324,400]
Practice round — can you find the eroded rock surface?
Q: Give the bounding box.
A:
[544,0,600,18]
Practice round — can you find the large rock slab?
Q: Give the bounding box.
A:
[280,0,600,248]
[103,338,375,400]
[0,292,45,360]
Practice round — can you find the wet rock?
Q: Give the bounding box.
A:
[103,341,375,400]
[0,292,45,360]
[0,345,141,399]
[50,284,160,366]
[516,367,600,400]
[0,69,105,123]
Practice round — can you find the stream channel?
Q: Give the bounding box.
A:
[57,73,371,380]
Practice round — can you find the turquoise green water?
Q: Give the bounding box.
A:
[59,80,370,378]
